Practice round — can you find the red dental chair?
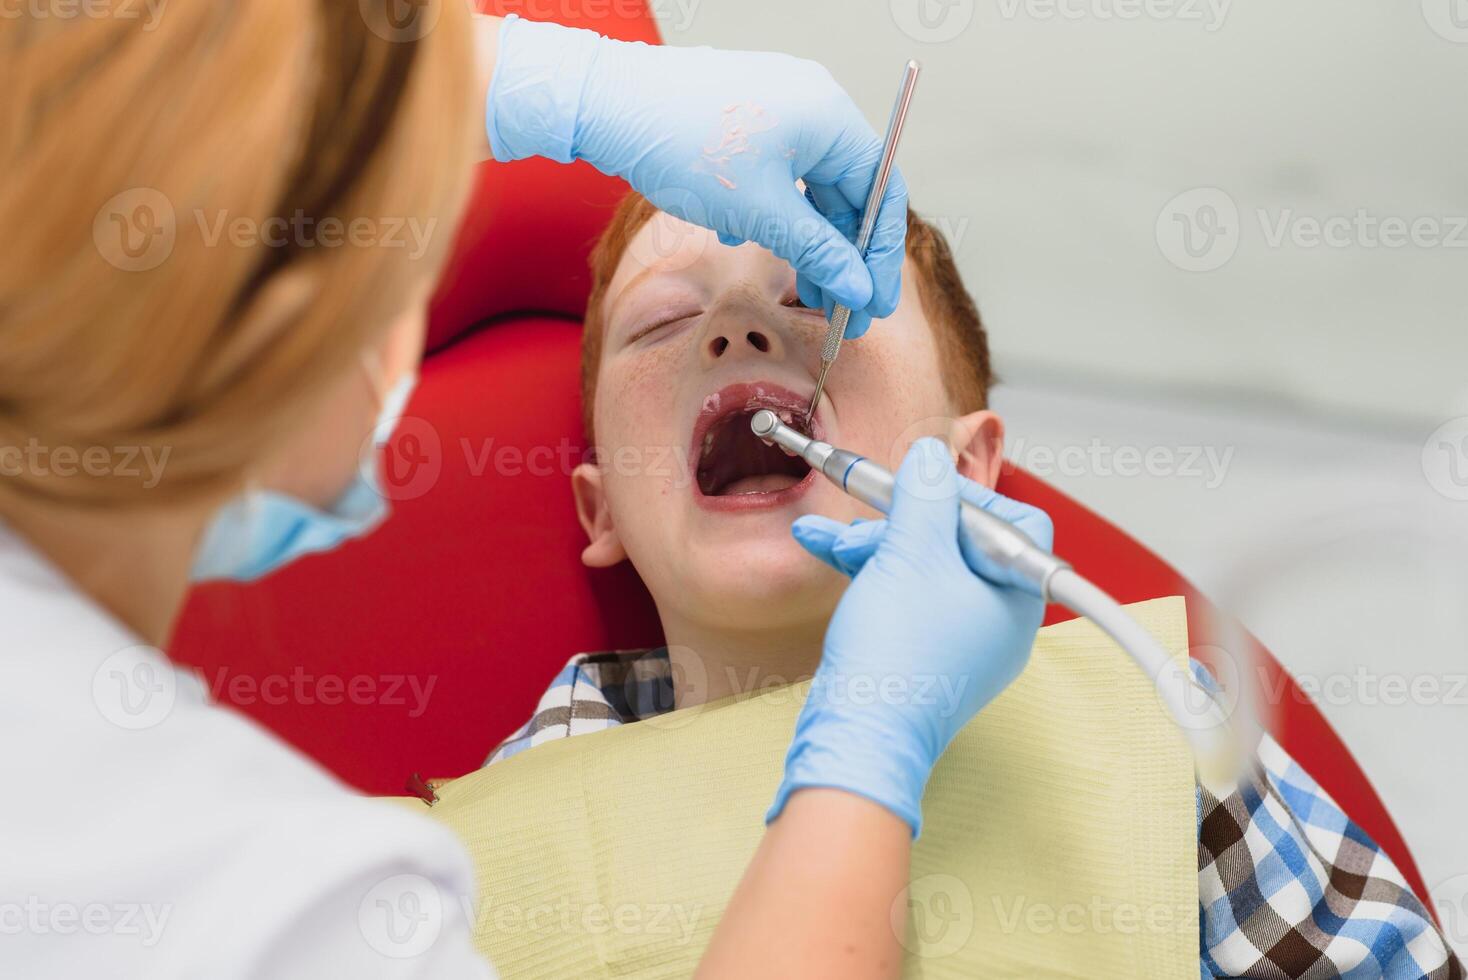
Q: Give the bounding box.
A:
[169,0,1432,911]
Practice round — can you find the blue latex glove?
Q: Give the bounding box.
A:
[767,440,1055,836]
[485,15,907,339]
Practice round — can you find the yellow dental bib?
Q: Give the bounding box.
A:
[412,596,1199,978]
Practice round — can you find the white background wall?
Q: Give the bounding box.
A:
[654,0,1467,950]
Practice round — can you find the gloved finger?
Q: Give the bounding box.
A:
[884,437,961,555]
[796,275,825,314]
[802,183,876,338]
[851,167,909,332]
[717,230,744,248]
[822,162,907,336]
[841,305,874,341]
[805,183,860,242]
[804,170,907,339]
[758,184,873,313]
[829,519,886,574]
[797,187,847,323]
[790,514,846,573]
[798,186,852,323]
[792,515,886,577]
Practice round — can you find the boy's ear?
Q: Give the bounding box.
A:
[950,410,1005,488]
[571,462,628,568]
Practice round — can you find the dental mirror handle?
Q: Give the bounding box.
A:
[807,60,921,423]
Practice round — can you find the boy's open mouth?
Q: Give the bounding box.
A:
[692,383,820,503]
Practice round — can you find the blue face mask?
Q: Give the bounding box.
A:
[190,369,418,583]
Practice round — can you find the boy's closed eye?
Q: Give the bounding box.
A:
[622,284,819,348]
[626,308,702,346]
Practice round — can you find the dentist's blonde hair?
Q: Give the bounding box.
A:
[0,0,476,506]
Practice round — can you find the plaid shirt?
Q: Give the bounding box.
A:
[485,649,1461,979]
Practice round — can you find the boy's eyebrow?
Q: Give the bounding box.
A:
[605,264,672,327]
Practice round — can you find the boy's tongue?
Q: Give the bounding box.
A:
[723,473,802,495]
[697,408,811,496]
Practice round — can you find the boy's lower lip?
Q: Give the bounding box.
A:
[691,465,817,513]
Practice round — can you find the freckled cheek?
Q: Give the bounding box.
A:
[596,347,694,499]
[831,336,918,416]
[828,329,948,465]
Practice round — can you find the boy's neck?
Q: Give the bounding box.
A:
[659,613,827,708]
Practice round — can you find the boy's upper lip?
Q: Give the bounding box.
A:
[688,381,825,463]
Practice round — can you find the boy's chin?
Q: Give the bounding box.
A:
[677,535,844,621]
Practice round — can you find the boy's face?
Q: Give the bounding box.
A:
[573,212,1004,635]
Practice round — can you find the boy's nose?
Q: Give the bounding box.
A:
[706,327,775,361]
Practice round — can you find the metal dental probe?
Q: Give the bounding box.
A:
[805,60,921,427]
[750,408,1238,768]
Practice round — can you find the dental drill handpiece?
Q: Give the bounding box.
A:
[750,409,1238,766]
[806,60,922,427]
[750,410,1067,600]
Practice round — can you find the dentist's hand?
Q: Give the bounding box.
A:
[484,16,906,339]
[767,440,1054,836]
